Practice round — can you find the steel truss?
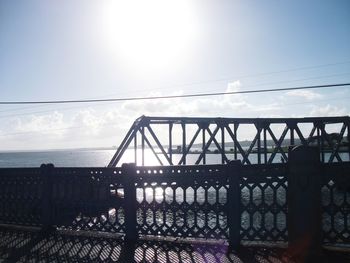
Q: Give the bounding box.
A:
[108,115,350,167]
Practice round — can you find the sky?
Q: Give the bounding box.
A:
[0,0,350,151]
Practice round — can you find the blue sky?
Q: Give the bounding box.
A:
[0,0,350,150]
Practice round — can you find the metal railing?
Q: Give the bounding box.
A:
[1,148,349,248]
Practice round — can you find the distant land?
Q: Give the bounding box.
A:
[1,136,348,153]
[175,137,348,149]
[0,146,117,153]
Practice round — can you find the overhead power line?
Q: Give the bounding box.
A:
[0,95,350,138]
[0,83,349,105]
[1,60,349,112]
[156,60,350,89]
[1,72,349,118]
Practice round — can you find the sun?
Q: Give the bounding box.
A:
[100,0,198,74]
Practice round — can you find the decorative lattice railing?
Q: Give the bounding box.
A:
[0,157,349,246]
[50,167,125,234]
[321,162,350,244]
[134,165,231,239]
[0,168,43,226]
[239,164,288,242]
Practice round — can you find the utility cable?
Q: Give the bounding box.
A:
[1,60,349,111]
[1,73,349,118]
[0,83,349,105]
[0,95,350,138]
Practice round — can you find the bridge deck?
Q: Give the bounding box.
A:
[0,226,349,263]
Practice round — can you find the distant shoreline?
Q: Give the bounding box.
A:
[0,147,117,154]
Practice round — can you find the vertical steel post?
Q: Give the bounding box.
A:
[227,160,241,250]
[316,122,325,163]
[41,163,54,231]
[202,127,206,164]
[257,122,261,164]
[169,123,173,164]
[182,123,186,165]
[347,120,350,161]
[134,132,137,165]
[141,127,145,166]
[221,125,225,164]
[287,146,322,261]
[290,122,295,146]
[234,123,238,160]
[263,126,268,164]
[122,163,137,242]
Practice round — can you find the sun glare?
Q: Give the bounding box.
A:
[101,0,198,73]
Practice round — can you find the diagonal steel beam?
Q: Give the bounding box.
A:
[143,134,164,165]
[195,126,220,164]
[108,123,139,167]
[244,127,261,162]
[205,127,229,164]
[146,124,173,165]
[267,126,289,163]
[306,125,317,145]
[294,124,307,145]
[225,125,251,164]
[178,126,202,165]
[319,124,344,163]
[328,123,347,162]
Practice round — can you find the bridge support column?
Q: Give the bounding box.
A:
[122,163,138,242]
[227,160,241,250]
[41,163,55,232]
[287,146,322,262]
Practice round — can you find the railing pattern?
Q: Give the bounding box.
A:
[322,162,350,244]
[134,165,230,239]
[51,167,125,234]
[0,160,349,247]
[239,164,288,242]
[0,168,43,226]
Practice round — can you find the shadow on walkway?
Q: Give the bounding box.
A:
[0,227,349,262]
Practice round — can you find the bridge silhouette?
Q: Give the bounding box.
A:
[108,116,350,166]
[1,116,350,262]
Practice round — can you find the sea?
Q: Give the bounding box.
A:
[0,149,116,168]
[0,148,348,168]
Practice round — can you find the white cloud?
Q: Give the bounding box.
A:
[121,90,200,117]
[285,90,322,100]
[226,80,241,93]
[309,104,348,117]
[2,80,348,151]
[14,111,67,137]
[71,109,106,136]
[1,81,278,149]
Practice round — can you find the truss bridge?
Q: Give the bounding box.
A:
[108,115,350,167]
[1,116,350,261]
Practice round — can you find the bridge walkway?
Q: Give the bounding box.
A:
[1,226,349,263]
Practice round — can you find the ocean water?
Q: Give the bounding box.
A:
[0,149,348,168]
[0,149,116,168]
[0,149,250,168]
